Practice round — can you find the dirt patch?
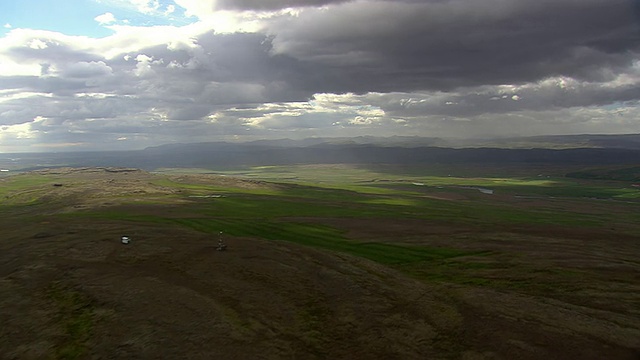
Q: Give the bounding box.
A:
[5,168,180,210]
[168,174,284,191]
[422,192,469,201]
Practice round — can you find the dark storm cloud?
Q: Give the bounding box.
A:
[0,76,102,96]
[370,80,640,119]
[266,0,640,92]
[215,0,349,10]
[99,33,316,115]
[0,93,127,126]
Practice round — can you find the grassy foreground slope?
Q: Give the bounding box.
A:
[1,166,639,359]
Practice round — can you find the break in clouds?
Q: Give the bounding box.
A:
[1,0,639,151]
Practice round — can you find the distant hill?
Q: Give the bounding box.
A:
[473,134,640,150]
[2,134,640,171]
[139,144,640,168]
[144,133,640,150]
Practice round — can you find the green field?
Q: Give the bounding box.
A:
[22,164,639,279]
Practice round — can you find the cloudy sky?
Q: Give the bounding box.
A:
[1,0,639,152]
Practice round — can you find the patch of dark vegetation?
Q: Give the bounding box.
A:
[403,259,586,296]
[33,232,56,239]
[47,283,97,360]
[567,166,640,182]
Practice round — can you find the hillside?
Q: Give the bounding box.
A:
[1,166,639,359]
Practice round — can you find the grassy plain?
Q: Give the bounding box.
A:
[1,165,639,359]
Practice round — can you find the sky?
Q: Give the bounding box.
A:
[0,0,639,152]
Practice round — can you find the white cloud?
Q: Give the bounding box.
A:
[133,54,157,77]
[28,39,48,49]
[0,61,41,76]
[95,12,117,25]
[95,22,214,58]
[3,23,11,29]
[349,116,376,125]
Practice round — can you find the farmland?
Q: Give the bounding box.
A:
[1,165,639,359]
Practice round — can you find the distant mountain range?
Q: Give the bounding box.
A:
[144,133,640,150]
[2,134,639,171]
[467,134,640,150]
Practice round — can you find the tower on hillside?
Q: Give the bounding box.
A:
[216,231,227,251]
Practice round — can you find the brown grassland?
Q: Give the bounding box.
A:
[1,166,639,359]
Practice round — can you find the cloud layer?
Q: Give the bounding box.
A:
[1,0,639,151]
